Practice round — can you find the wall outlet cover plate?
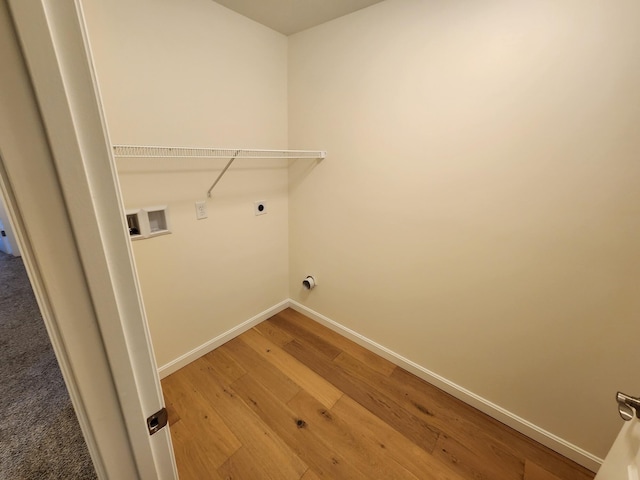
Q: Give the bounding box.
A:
[195,201,207,220]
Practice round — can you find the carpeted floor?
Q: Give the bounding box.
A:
[0,251,97,479]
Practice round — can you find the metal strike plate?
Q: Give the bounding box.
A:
[147,407,168,435]
[617,392,640,422]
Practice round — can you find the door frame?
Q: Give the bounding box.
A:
[1,1,177,478]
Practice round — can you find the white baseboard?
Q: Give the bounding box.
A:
[288,300,603,473]
[157,297,602,471]
[157,300,289,379]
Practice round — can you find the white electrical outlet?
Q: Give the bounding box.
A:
[254,200,267,216]
[195,201,207,220]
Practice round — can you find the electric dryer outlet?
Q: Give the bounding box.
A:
[254,200,267,215]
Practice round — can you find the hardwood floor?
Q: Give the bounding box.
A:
[161,308,596,480]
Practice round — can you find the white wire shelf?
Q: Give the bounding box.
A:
[113,145,326,159]
[112,145,327,197]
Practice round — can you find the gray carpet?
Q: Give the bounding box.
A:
[0,251,97,479]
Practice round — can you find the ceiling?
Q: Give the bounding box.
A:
[213,0,387,36]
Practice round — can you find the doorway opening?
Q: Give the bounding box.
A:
[0,199,96,478]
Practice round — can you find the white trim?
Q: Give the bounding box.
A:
[7,1,178,477]
[0,3,136,476]
[288,300,603,473]
[156,296,602,471]
[0,160,107,478]
[158,300,290,378]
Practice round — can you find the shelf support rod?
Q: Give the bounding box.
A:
[207,150,240,198]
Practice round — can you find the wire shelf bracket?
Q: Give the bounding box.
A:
[112,145,327,197]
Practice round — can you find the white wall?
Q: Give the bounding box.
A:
[82,0,640,461]
[288,0,640,459]
[82,0,289,367]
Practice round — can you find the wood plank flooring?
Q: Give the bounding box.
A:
[161,308,596,480]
